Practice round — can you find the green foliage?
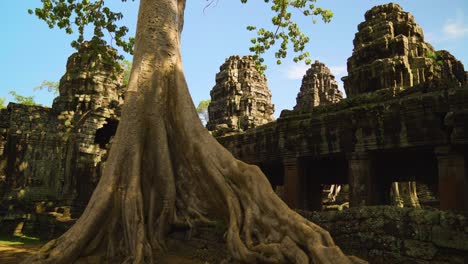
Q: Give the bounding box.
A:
[242,0,333,71]
[0,97,5,109]
[120,60,132,86]
[29,0,135,71]
[34,80,59,95]
[31,0,332,75]
[196,99,211,124]
[426,51,444,66]
[9,91,38,106]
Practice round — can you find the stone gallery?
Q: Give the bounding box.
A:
[1,3,467,263]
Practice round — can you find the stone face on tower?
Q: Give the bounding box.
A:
[342,3,466,97]
[294,61,343,111]
[207,55,275,136]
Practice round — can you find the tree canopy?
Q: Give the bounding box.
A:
[29,0,333,71]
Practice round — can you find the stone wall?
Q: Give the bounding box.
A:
[294,60,343,111]
[0,108,9,178]
[302,206,468,263]
[0,41,124,209]
[207,55,275,136]
[0,104,66,202]
[342,3,466,97]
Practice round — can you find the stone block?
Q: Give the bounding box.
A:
[408,208,440,225]
[432,226,468,251]
[403,239,437,260]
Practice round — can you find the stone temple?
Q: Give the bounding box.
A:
[0,41,125,210]
[294,60,343,111]
[1,3,468,263]
[206,55,275,136]
[342,3,466,97]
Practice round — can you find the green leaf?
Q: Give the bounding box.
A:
[9,91,38,106]
[243,0,333,71]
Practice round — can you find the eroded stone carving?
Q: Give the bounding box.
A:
[294,60,343,111]
[0,41,124,208]
[342,3,466,97]
[207,55,275,136]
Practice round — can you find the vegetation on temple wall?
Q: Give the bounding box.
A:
[0,97,5,109]
[8,91,37,106]
[426,51,444,66]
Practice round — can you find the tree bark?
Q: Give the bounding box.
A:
[23,0,365,263]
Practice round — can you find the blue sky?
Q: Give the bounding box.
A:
[1,1,467,116]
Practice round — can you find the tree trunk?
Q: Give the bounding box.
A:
[391,182,421,208]
[23,0,365,263]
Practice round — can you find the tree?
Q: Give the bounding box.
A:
[120,59,132,86]
[25,0,364,263]
[9,91,37,106]
[34,80,59,95]
[196,99,210,125]
[0,97,5,109]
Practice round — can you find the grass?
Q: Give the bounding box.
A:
[0,234,42,246]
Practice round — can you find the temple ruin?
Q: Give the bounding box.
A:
[206,55,275,136]
[0,41,125,211]
[294,60,343,111]
[342,3,466,97]
[1,3,468,263]
[218,3,468,216]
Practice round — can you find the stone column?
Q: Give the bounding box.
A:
[435,146,468,211]
[348,152,377,207]
[282,157,306,209]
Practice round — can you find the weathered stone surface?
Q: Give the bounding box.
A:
[403,239,438,259]
[0,41,123,209]
[300,206,468,263]
[220,85,468,164]
[294,60,343,111]
[206,55,275,136]
[342,3,466,97]
[437,50,467,84]
[432,226,468,251]
[52,41,125,113]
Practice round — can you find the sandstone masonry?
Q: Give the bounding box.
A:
[0,41,124,208]
[294,60,343,111]
[302,206,468,264]
[342,3,466,97]
[207,55,275,136]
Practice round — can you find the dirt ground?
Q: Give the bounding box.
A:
[0,242,227,264]
[0,244,42,264]
[0,227,233,263]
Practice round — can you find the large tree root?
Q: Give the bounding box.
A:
[21,0,367,261]
[21,67,367,264]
